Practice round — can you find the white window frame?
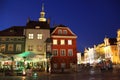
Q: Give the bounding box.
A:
[58,29,62,34]
[53,49,58,56]
[63,30,67,34]
[68,49,73,56]
[28,34,34,39]
[60,40,65,45]
[68,40,72,45]
[53,39,58,45]
[37,34,42,39]
[60,49,66,56]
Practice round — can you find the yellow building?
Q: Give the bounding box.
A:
[95,29,120,64]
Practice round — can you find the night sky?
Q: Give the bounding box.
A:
[0,0,120,52]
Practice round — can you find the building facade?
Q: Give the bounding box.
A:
[0,4,51,70]
[0,26,25,55]
[50,25,77,72]
[117,29,120,63]
[94,32,119,64]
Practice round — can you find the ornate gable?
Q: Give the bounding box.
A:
[51,25,77,38]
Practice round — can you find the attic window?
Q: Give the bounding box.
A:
[35,26,40,29]
[58,29,62,34]
[10,30,14,32]
[63,30,67,34]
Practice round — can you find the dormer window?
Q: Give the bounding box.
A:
[35,26,40,29]
[10,29,14,32]
[63,30,67,34]
[58,29,62,34]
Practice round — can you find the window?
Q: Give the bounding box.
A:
[16,44,22,52]
[68,49,73,56]
[61,63,66,68]
[8,44,14,51]
[53,63,57,68]
[1,38,6,41]
[53,39,57,45]
[28,45,33,51]
[28,34,33,39]
[60,40,65,45]
[58,29,62,34]
[37,34,42,39]
[63,30,67,34]
[35,26,40,29]
[37,45,42,51]
[0,44,6,52]
[47,45,51,52]
[53,49,58,56]
[60,49,66,56]
[68,40,72,45]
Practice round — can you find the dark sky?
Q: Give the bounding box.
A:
[0,0,120,52]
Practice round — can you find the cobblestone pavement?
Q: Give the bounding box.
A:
[0,69,120,80]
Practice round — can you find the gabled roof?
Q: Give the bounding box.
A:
[51,24,77,37]
[50,24,67,33]
[0,26,25,36]
[26,20,50,29]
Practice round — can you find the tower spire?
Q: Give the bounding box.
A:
[39,2,46,22]
[42,3,44,12]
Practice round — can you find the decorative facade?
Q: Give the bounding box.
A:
[0,26,25,55]
[0,3,78,72]
[0,3,51,70]
[92,30,120,64]
[50,25,77,72]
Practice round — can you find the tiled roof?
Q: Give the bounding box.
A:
[26,20,50,29]
[0,26,25,36]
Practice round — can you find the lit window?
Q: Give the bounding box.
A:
[53,49,58,56]
[8,44,14,51]
[1,38,6,41]
[28,45,33,51]
[60,49,66,56]
[58,29,62,34]
[0,44,6,52]
[16,44,22,52]
[37,45,42,51]
[68,49,73,56]
[35,26,40,29]
[37,34,42,39]
[28,34,33,39]
[63,30,67,34]
[53,39,57,45]
[68,40,72,45]
[60,40,65,45]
